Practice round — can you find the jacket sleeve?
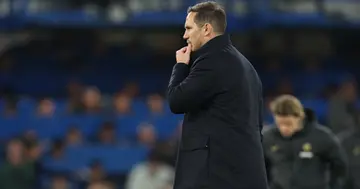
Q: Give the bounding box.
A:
[323,132,348,189]
[264,155,272,184]
[337,132,354,189]
[262,129,272,184]
[167,56,216,114]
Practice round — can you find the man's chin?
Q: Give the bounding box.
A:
[280,133,292,138]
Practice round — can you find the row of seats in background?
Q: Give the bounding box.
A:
[0,96,349,136]
[0,95,357,177]
[0,97,182,179]
[0,98,183,141]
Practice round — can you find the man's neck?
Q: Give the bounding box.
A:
[202,33,222,46]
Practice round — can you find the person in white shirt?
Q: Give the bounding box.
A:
[125,149,174,189]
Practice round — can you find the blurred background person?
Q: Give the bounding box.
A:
[48,139,66,160]
[263,95,347,189]
[328,79,358,134]
[66,81,84,113]
[81,87,104,114]
[92,122,120,145]
[146,94,165,116]
[339,114,360,189]
[137,123,157,147]
[50,175,72,189]
[88,181,115,189]
[0,139,37,189]
[65,127,84,147]
[125,149,174,189]
[77,160,110,189]
[113,93,133,115]
[37,98,56,117]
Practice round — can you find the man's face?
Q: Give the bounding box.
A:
[183,12,204,51]
[88,183,108,189]
[38,99,55,116]
[274,115,302,137]
[52,176,69,189]
[147,95,164,113]
[138,125,156,145]
[114,94,131,113]
[67,129,82,144]
[83,89,101,108]
[7,140,24,163]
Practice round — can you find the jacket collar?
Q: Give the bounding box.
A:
[291,119,314,138]
[191,34,232,61]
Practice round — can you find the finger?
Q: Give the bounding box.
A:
[177,47,187,53]
[181,47,187,53]
[185,44,192,54]
[176,49,184,54]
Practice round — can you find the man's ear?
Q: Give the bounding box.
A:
[203,23,212,36]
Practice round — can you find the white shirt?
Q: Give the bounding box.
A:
[125,162,174,189]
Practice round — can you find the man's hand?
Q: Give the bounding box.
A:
[176,44,192,65]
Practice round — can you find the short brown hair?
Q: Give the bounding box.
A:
[187,1,227,33]
[270,95,305,118]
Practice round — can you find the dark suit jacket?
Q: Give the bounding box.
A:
[167,34,268,189]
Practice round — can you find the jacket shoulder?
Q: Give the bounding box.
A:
[314,124,334,136]
[337,130,355,143]
[313,124,340,144]
[200,50,226,60]
[191,51,218,69]
[192,50,233,73]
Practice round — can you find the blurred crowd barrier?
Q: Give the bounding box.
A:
[0,0,360,29]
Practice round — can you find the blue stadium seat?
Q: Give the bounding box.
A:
[132,99,149,116]
[42,146,149,174]
[149,115,182,140]
[292,72,329,96]
[54,100,68,114]
[115,115,142,140]
[61,115,105,137]
[27,116,66,139]
[17,98,37,116]
[0,116,26,139]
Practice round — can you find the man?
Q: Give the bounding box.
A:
[338,119,360,189]
[263,95,347,189]
[167,1,268,189]
[0,139,36,189]
[327,80,358,134]
[88,181,114,189]
[125,149,174,189]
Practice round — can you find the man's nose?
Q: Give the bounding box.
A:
[183,33,188,39]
